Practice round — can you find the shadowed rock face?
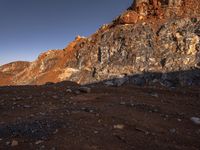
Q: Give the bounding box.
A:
[0,0,200,86]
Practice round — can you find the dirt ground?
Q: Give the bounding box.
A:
[0,82,199,150]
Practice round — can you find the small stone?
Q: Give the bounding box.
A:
[16,97,22,100]
[151,132,156,136]
[52,95,59,99]
[40,145,45,149]
[81,107,94,113]
[150,93,159,98]
[114,78,127,87]
[53,129,58,134]
[94,131,99,134]
[153,109,158,112]
[160,80,174,88]
[23,105,31,108]
[114,124,125,130]
[11,140,18,146]
[66,89,72,93]
[89,109,94,113]
[131,77,145,86]
[74,90,81,95]
[104,81,114,86]
[35,140,44,145]
[79,87,91,93]
[169,128,176,134]
[120,101,126,105]
[191,117,200,125]
[0,138,2,141]
[39,112,46,116]
[177,119,182,122]
[28,96,33,99]
[30,114,35,117]
[51,147,56,150]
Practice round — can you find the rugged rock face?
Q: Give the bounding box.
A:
[118,0,200,24]
[0,0,200,86]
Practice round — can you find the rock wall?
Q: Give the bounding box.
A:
[73,17,200,86]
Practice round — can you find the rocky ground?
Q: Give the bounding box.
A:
[0,82,199,150]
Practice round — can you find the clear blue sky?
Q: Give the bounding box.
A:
[0,0,131,65]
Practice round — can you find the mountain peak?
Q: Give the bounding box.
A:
[129,0,200,17]
[116,0,200,25]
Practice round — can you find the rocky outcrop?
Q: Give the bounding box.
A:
[118,0,200,24]
[0,61,30,85]
[0,0,200,86]
[72,17,200,86]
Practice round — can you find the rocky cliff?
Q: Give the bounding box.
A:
[0,0,200,86]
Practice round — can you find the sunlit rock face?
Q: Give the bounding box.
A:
[0,0,200,86]
[129,0,200,17]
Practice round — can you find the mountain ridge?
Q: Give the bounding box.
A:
[0,0,200,86]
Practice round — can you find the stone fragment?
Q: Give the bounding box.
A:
[114,77,128,87]
[191,117,200,125]
[114,124,125,130]
[11,140,18,147]
[78,87,91,93]
[169,128,176,134]
[104,81,114,86]
[23,105,31,108]
[52,95,59,99]
[66,89,72,93]
[35,140,44,145]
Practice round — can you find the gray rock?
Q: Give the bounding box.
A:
[11,140,18,147]
[169,128,176,134]
[114,77,128,87]
[52,95,59,99]
[66,89,72,93]
[23,105,32,108]
[35,140,44,145]
[104,81,114,86]
[78,87,91,93]
[131,77,145,86]
[74,90,81,95]
[191,117,200,125]
[160,80,175,88]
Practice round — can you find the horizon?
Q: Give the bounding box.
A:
[0,0,131,65]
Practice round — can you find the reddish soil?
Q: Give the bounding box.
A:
[0,82,199,150]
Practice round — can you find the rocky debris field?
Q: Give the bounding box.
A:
[0,81,199,150]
